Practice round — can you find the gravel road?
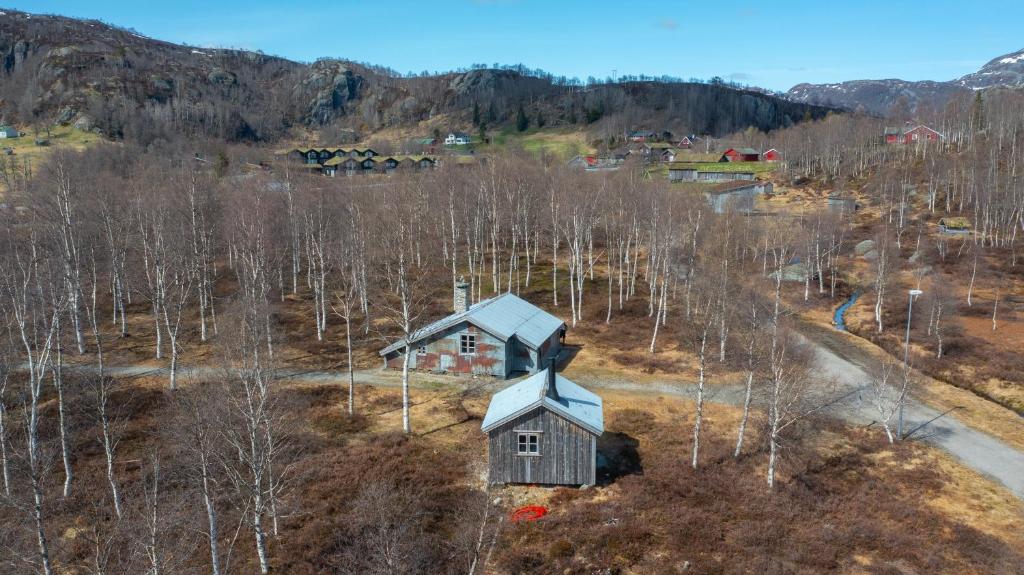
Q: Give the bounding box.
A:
[62,328,1024,498]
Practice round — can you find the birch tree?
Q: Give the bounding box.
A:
[1,235,64,575]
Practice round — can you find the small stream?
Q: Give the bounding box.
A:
[833,292,859,331]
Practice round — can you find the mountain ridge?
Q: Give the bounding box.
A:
[786,47,1024,115]
[0,8,833,144]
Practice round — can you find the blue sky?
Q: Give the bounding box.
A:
[8,0,1023,91]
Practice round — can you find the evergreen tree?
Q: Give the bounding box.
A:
[516,103,529,132]
[472,101,480,127]
[568,107,578,125]
[478,123,487,143]
[972,92,986,133]
[536,109,546,128]
[487,102,497,123]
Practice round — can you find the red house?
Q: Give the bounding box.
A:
[762,148,781,162]
[884,124,943,144]
[677,136,694,149]
[721,147,760,162]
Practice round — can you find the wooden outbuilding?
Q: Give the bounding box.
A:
[827,193,858,215]
[938,217,971,235]
[703,180,772,213]
[481,367,603,486]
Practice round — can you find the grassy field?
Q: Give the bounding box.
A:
[483,127,594,160]
[2,124,99,161]
[677,160,779,173]
[1,125,103,198]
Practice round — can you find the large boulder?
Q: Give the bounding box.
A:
[73,115,94,131]
[769,263,807,282]
[854,239,876,256]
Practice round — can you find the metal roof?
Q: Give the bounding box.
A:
[480,369,604,435]
[379,293,565,356]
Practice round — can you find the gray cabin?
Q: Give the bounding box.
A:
[379,281,565,379]
[703,180,772,213]
[481,368,603,486]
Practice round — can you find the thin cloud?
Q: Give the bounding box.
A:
[657,18,679,30]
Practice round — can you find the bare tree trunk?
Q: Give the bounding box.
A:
[345,311,355,415]
[0,370,9,498]
[201,451,222,575]
[53,329,73,498]
[401,342,412,434]
[735,305,758,458]
[692,308,712,469]
[144,455,162,575]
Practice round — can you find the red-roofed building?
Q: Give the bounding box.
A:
[721,147,760,162]
[884,124,943,144]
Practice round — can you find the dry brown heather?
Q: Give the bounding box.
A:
[493,398,1024,575]
[841,242,1024,415]
[9,371,1022,574]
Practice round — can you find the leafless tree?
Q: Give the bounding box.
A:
[1,233,65,575]
[867,359,912,443]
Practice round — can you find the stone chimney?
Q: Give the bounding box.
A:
[453,277,470,313]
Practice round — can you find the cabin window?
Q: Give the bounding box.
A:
[460,333,476,355]
[416,345,427,355]
[516,432,540,455]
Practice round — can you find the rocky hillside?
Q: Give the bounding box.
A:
[958,48,1024,89]
[0,8,832,144]
[786,47,1024,115]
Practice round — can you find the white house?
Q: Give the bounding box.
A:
[445,132,472,146]
[0,126,19,139]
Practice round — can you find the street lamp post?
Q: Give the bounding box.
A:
[898,288,924,440]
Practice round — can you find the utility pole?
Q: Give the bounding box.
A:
[898,288,923,440]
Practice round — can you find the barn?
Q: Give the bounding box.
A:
[379,281,565,378]
[481,367,603,486]
[762,148,782,162]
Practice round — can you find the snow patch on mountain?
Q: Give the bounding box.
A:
[786,47,1024,115]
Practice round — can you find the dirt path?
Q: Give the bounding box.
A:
[61,332,1024,498]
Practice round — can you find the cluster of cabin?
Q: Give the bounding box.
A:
[379,280,603,487]
[649,144,780,164]
[570,141,781,175]
[277,147,438,176]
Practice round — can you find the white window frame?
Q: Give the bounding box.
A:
[460,333,476,355]
[515,431,541,456]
